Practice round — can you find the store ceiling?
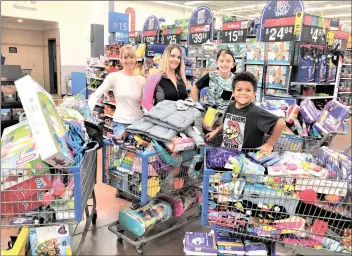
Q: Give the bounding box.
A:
[157,1,352,23]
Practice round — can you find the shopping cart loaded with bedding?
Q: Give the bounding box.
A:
[201,135,352,255]
[1,143,99,256]
[103,137,204,255]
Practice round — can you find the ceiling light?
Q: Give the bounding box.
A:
[340,20,352,23]
[184,1,208,6]
[219,3,266,13]
[153,1,196,10]
[325,13,351,18]
[305,4,351,12]
[17,19,23,23]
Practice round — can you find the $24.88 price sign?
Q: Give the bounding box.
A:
[264,26,294,42]
[222,30,246,43]
[190,32,209,45]
[163,34,180,44]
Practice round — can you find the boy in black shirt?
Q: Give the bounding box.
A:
[205,72,286,152]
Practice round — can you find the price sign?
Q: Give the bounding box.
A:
[301,26,325,45]
[108,12,129,43]
[264,26,294,42]
[190,32,210,45]
[163,34,180,44]
[129,37,138,45]
[188,7,214,45]
[144,36,156,44]
[222,30,247,43]
[162,27,181,44]
[333,38,347,51]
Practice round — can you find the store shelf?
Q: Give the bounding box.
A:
[86,76,104,81]
[338,91,352,94]
[104,114,114,118]
[342,63,352,66]
[267,63,291,66]
[103,101,116,107]
[291,82,335,86]
[90,65,106,68]
[292,95,334,100]
[265,94,293,98]
[340,78,352,80]
[1,101,22,108]
[104,124,113,130]
[245,62,265,65]
[108,57,120,60]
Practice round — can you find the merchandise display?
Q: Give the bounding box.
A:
[2,1,351,255]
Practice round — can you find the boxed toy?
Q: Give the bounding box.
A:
[1,120,31,146]
[2,191,47,215]
[1,85,17,102]
[246,42,265,64]
[165,137,195,153]
[266,66,289,89]
[11,108,24,120]
[245,65,263,87]
[15,76,74,167]
[29,225,72,256]
[1,109,11,121]
[267,42,293,65]
[203,107,223,131]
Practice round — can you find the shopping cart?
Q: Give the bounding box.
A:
[201,138,352,255]
[103,138,203,254]
[1,143,99,255]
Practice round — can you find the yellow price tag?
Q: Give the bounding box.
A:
[327,31,335,46]
[348,35,352,49]
[294,11,303,35]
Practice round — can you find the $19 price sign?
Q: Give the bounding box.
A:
[222,30,246,43]
[190,32,209,45]
[264,26,294,42]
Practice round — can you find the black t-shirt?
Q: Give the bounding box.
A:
[221,102,279,149]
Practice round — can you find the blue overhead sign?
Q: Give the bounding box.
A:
[109,12,129,43]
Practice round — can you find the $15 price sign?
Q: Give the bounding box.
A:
[222,30,246,43]
[264,26,294,42]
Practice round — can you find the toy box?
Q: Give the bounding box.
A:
[2,191,47,215]
[12,108,24,120]
[1,109,11,120]
[15,76,74,167]
[245,65,264,87]
[1,120,31,146]
[1,85,17,102]
[1,175,52,203]
[119,199,172,236]
[165,137,195,153]
[203,107,223,131]
[267,42,293,65]
[246,42,265,64]
[266,66,289,89]
[29,225,72,256]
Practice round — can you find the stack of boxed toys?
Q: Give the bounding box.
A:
[183,231,268,256]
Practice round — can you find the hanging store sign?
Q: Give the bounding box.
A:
[108,12,129,44]
[301,14,327,45]
[259,0,304,42]
[162,28,181,45]
[128,31,139,45]
[333,31,350,51]
[142,15,159,44]
[221,20,248,43]
[188,6,214,45]
[329,18,340,31]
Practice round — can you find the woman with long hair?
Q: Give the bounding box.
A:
[88,45,146,136]
[142,43,188,111]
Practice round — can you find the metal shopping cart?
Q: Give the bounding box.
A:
[201,135,352,255]
[103,138,203,255]
[1,143,99,256]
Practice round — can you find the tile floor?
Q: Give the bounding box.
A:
[1,120,351,255]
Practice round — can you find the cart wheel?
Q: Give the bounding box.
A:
[117,229,124,242]
[136,244,146,255]
[92,213,97,225]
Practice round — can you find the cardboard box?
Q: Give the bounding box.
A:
[1,192,47,215]
[15,76,74,167]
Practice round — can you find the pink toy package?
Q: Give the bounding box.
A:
[313,100,350,135]
[1,175,52,203]
[165,137,195,153]
[286,105,300,124]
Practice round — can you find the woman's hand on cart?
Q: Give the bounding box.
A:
[205,130,217,141]
[259,143,274,153]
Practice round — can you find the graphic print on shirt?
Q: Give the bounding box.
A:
[222,113,246,149]
[205,72,234,111]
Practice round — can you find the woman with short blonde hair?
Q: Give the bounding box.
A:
[142,43,188,111]
[88,44,146,136]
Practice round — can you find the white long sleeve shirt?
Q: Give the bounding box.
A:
[88,72,146,124]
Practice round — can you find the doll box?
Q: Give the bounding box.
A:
[15,76,74,167]
[165,137,195,153]
[1,175,52,203]
[29,224,72,256]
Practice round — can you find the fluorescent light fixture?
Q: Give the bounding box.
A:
[305,4,351,12]
[17,19,23,23]
[184,1,208,6]
[219,3,266,13]
[153,1,196,10]
[340,20,352,23]
[325,13,351,18]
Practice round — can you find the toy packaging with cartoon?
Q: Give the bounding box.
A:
[267,42,293,65]
[245,65,264,87]
[119,198,173,236]
[246,42,265,64]
[29,225,72,256]
[266,66,289,90]
[15,76,74,167]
